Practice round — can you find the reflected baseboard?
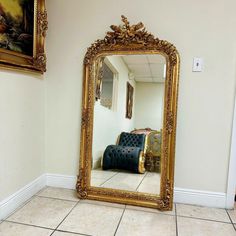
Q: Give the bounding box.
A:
[93,159,102,169]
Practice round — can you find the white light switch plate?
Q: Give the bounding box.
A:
[193,57,203,72]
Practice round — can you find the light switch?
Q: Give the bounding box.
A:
[192,57,203,72]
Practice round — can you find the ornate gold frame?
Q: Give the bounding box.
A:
[126,82,134,119]
[77,16,180,210]
[0,0,48,74]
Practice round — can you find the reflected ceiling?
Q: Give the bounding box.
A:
[122,55,166,83]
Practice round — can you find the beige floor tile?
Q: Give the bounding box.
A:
[58,202,124,236]
[0,222,53,236]
[116,209,176,236]
[52,231,83,236]
[227,208,236,223]
[101,172,145,191]
[177,217,236,236]
[137,172,161,194]
[176,204,230,222]
[143,172,161,181]
[137,183,160,194]
[7,197,77,229]
[91,177,107,187]
[91,169,118,179]
[126,203,175,215]
[80,199,125,209]
[37,187,79,202]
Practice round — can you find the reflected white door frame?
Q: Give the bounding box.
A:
[226,94,236,209]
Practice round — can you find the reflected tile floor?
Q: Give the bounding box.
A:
[91,169,161,195]
[0,187,236,236]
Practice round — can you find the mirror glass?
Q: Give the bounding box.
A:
[91,54,166,195]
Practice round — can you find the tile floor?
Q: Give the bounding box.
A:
[91,169,161,194]
[0,187,236,236]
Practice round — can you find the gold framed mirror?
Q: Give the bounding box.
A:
[77,16,180,211]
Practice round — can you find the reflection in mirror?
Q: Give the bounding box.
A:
[100,59,117,110]
[92,54,166,196]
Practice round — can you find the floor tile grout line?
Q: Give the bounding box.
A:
[99,172,121,187]
[56,229,93,236]
[50,229,56,236]
[177,215,233,224]
[53,201,80,232]
[175,204,178,236]
[4,220,55,231]
[3,195,38,221]
[125,206,175,216]
[135,171,148,191]
[4,219,91,236]
[36,195,80,203]
[226,209,236,231]
[79,200,125,210]
[114,205,126,236]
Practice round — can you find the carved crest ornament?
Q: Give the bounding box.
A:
[77,16,180,211]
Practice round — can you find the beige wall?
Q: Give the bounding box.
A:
[134,82,164,131]
[0,71,45,201]
[45,0,236,193]
[93,56,136,167]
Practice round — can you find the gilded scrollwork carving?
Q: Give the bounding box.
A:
[32,52,46,72]
[76,169,88,199]
[84,15,178,66]
[166,111,174,134]
[37,10,48,37]
[81,108,89,128]
[105,15,155,45]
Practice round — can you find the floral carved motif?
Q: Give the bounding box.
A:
[84,15,178,66]
[33,52,47,72]
[37,10,48,37]
[76,169,88,199]
[166,111,174,134]
[81,108,89,128]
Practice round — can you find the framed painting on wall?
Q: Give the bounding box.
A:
[0,0,47,73]
[126,82,134,119]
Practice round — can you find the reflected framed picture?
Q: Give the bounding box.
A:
[126,82,134,119]
[0,0,47,73]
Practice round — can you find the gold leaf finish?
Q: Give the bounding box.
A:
[38,10,48,37]
[77,16,180,211]
[33,52,47,72]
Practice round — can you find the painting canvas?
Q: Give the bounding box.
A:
[126,82,134,119]
[0,0,34,56]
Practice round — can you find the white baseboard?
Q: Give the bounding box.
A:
[0,173,228,221]
[0,174,46,221]
[174,187,226,208]
[46,174,227,208]
[46,173,77,189]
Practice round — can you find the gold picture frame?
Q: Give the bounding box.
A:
[77,16,180,211]
[126,82,134,119]
[0,0,48,74]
